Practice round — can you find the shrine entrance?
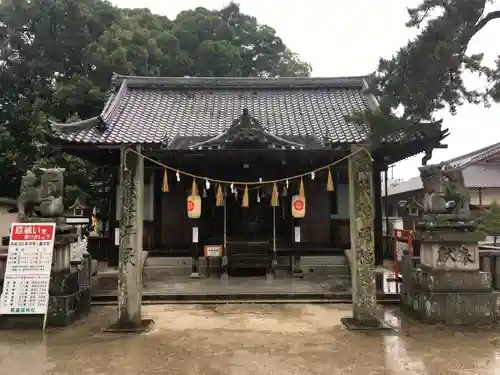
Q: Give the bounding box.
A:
[225,185,291,276]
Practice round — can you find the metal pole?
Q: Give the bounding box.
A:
[223,188,227,249]
[221,187,228,279]
[272,205,276,254]
[384,168,390,238]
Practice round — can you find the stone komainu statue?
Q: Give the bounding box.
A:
[418,163,470,217]
[419,163,446,214]
[442,165,470,217]
[18,168,65,219]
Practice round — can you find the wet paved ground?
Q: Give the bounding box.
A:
[2,304,500,374]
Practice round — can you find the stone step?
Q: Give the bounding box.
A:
[300,256,348,266]
[143,255,350,282]
[92,272,118,292]
[300,264,350,276]
[145,255,348,267]
[143,263,350,281]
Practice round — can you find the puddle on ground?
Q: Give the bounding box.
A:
[1,304,500,374]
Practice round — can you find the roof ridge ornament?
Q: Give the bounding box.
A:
[188,108,306,150]
[233,108,261,131]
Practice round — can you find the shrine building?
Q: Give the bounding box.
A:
[45,74,447,278]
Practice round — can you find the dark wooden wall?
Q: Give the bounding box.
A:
[160,180,192,248]
[300,179,331,246]
[155,175,353,250]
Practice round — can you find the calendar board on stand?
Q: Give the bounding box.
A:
[0,223,56,331]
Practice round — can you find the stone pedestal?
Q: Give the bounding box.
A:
[403,231,500,325]
[419,231,482,271]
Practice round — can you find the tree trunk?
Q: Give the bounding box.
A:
[116,145,144,328]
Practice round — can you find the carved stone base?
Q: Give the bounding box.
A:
[340,317,392,331]
[265,272,274,283]
[105,319,154,333]
[291,271,304,279]
[412,267,492,292]
[419,231,483,271]
[402,290,500,325]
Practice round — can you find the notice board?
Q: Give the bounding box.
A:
[0,223,56,323]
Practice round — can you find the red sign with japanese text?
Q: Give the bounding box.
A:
[10,224,55,242]
[187,200,195,212]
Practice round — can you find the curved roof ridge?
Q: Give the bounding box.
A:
[110,73,371,89]
[446,141,500,167]
[101,79,128,122]
[49,116,102,133]
[48,82,128,133]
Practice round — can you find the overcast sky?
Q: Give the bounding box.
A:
[113,0,500,180]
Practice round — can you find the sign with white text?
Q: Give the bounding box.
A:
[204,245,222,257]
[0,223,56,316]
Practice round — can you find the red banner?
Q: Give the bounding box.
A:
[11,224,55,241]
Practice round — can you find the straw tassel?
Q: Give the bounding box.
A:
[161,169,169,193]
[327,168,334,192]
[216,184,224,206]
[242,185,249,208]
[299,178,305,198]
[191,179,198,197]
[271,182,279,207]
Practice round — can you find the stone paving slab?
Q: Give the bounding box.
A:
[94,276,352,297]
[3,304,500,374]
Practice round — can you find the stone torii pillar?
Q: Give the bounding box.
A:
[108,145,150,332]
[341,144,390,330]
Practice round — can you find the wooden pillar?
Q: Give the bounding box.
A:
[153,168,162,249]
[108,165,118,265]
[116,145,144,329]
[345,144,377,325]
[372,164,383,266]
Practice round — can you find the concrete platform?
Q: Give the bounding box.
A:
[91,271,400,303]
[143,255,350,280]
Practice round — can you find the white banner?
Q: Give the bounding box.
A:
[0,223,56,316]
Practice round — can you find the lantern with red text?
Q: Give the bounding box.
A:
[291,195,306,218]
[187,195,201,219]
[187,180,202,219]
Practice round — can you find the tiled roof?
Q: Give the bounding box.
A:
[445,141,500,168]
[462,164,500,188]
[383,141,500,196]
[48,75,378,146]
[382,176,423,196]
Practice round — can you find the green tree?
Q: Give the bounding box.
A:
[357,0,500,148]
[0,0,311,203]
[478,201,500,245]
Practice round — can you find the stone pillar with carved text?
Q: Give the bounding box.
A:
[345,144,377,325]
[115,145,144,329]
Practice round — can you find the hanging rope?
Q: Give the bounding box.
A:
[123,147,374,186]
